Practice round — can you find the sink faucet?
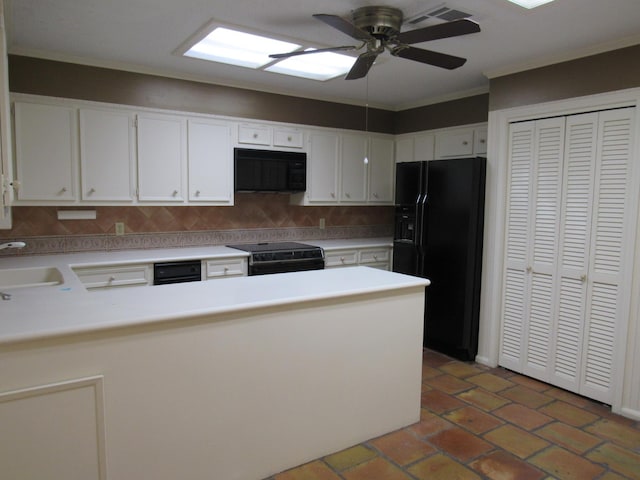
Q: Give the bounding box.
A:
[0,241,27,250]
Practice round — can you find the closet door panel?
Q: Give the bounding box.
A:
[552,113,597,390]
[581,108,635,404]
[500,122,535,370]
[524,118,565,379]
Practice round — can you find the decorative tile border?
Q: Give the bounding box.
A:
[0,225,393,257]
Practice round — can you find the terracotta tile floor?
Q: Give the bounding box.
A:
[267,349,640,480]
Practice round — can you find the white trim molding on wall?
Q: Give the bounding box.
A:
[478,86,640,420]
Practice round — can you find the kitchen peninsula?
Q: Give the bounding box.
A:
[0,250,428,480]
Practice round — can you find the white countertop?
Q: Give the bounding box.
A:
[0,267,428,346]
[0,238,429,346]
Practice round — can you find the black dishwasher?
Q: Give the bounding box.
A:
[153,260,202,285]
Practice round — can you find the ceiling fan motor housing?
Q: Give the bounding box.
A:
[352,6,402,39]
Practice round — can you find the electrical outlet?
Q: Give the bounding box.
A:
[115,222,125,236]
[319,218,325,230]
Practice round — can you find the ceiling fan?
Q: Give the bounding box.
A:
[269,6,481,80]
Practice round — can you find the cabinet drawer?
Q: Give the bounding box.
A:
[325,250,358,267]
[273,129,304,149]
[238,124,271,145]
[359,248,390,264]
[205,258,247,278]
[74,264,151,290]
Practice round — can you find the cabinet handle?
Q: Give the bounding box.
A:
[580,274,587,282]
[480,139,486,144]
[373,255,378,260]
[108,276,116,283]
[253,133,258,139]
[60,187,67,194]
[195,190,201,197]
[340,257,345,263]
[526,266,532,273]
[373,193,379,198]
[88,188,95,195]
[462,141,469,145]
[224,267,229,274]
[331,192,335,198]
[345,193,351,198]
[172,190,179,197]
[287,136,292,142]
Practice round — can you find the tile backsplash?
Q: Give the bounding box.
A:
[0,194,393,255]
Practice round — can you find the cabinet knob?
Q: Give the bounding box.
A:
[253,133,258,139]
[373,193,379,198]
[60,187,67,194]
[287,136,292,142]
[580,274,587,282]
[331,192,335,198]
[340,257,345,263]
[345,193,351,198]
[108,276,115,283]
[172,190,179,196]
[526,266,532,273]
[224,267,229,273]
[88,188,95,195]
[462,141,469,145]
[195,190,201,197]
[480,139,486,144]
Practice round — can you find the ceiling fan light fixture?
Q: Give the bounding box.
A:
[183,27,300,69]
[506,0,555,9]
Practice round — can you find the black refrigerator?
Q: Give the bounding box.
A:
[392,157,486,361]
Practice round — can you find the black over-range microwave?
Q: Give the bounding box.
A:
[234,148,307,193]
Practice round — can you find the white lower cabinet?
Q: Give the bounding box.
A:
[205,257,247,279]
[325,246,392,271]
[500,107,637,405]
[73,264,152,290]
[0,376,106,480]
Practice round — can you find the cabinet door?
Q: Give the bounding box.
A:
[435,129,474,159]
[137,113,186,202]
[580,108,635,403]
[79,108,135,202]
[414,133,435,161]
[14,102,77,201]
[188,119,232,203]
[395,137,414,163]
[368,136,394,203]
[340,133,368,203]
[306,131,339,203]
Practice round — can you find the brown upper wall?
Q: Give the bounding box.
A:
[489,44,640,111]
[393,94,489,134]
[8,55,396,134]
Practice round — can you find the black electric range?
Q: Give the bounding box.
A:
[226,242,325,276]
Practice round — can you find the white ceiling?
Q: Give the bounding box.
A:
[5,0,640,111]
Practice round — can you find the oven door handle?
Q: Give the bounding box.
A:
[250,257,324,266]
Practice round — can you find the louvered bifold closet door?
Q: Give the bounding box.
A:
[500,118,565,374]
[524,118,565,379]
[500,121,535,371]
[551,113,597,393]
[580,108,636,404]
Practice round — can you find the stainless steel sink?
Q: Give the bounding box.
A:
[0,267,64,289]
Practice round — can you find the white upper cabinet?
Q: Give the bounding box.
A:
[79,108,135,202]
[303,130,340,203]
[14,102,77,202]
[368,136,394,203]
[187,118,233,204]
[136,113,187,202]
[340,133,368,203]
[435,128,475,158]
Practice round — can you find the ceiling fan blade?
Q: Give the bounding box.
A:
[396,18,480,45]
[269,45,357,59]
[345,53,377,80]
[313,13,373,42]
[391,46,466,70]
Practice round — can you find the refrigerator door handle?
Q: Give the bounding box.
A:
[419,193,429,247]
[415,193,425,246]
